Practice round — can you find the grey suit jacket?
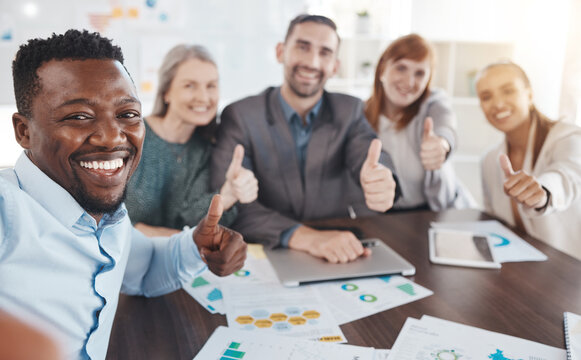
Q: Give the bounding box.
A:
[211,87,399,248]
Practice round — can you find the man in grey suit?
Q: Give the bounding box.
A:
[211,14,400,264]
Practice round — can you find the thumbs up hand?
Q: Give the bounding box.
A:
[499,153,515,177]
[359,139,396,212]
[193,194,247,276]
[220,144,259,209]
[420,117,450,171]
[498,154,548,209]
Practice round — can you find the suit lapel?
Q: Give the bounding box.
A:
[266,87,305,218]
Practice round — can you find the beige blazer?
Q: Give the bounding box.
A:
[481,120,581,260]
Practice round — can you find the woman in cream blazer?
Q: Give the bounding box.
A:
[477,61,581,260]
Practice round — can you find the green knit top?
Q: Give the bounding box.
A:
[125,120,237,229]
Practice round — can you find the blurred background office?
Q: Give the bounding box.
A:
[1,0,580,207]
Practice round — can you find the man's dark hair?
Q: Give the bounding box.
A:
[12,29,125,117]
[284,14,340,45]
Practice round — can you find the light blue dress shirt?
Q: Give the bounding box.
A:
[0,153,207,360]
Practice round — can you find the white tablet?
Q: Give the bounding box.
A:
[428,228,501,269]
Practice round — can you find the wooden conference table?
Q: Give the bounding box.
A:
[106,209,581,359]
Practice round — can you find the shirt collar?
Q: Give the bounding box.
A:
[13,152,126,230]
[278,92,323,126]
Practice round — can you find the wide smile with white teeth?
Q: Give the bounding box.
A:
[496,110,512,120]
[296,68,318,80]
[79,159,124,170]
[192,106,211,113]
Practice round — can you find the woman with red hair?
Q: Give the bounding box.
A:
[365,34,474,210]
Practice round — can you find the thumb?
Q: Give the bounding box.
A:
[423,117,434,141]
[364,139,382,168]
[203,194,224,230]
[194,195,224,252]
[499,154,514,177]
[225,144,244,179]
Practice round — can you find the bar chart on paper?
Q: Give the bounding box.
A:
[194,326,377,360]
[386,316,566,360]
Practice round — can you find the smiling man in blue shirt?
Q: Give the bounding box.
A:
[0,30,247,360]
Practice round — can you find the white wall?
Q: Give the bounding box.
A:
[411,0,571,119]
[0,0,308,106]
[0,0,577,174]
[410,0,573,207]
[0,105,18,168]
[0,0,307,166]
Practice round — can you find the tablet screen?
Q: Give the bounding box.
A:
[429,229,500,269]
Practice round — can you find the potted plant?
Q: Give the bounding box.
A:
[355,10,371,35]
[359,61,374,78]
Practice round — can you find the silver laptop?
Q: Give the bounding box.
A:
[264,238,416,287]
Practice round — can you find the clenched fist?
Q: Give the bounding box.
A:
[499,154,548,209]
[193,194,247,276]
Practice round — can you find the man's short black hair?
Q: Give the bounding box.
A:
[284,14,340,44]
[12,29,125,117]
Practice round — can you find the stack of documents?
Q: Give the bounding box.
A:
[193,326,390,360]
[182,244,278,314]
[387,315,566,359]
[182,244,432,342]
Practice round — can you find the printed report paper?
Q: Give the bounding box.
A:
[312,275,433,325]
[387,315,566,360]
[222,282,346,342]
[193,326,381,360]
[565,312,581,360]
[182,244,278,314]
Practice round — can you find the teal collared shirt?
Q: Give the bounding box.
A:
[278,93,323,182]
[278,94,323,247]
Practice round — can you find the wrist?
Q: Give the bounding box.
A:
[534,186,551,211]
[219,182,237,210]
[288,225,314,251]
[439,137,451,155]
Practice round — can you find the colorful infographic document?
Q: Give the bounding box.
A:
[430,220,547,263]
[182,244,278,314]
[312,275,433,325]
[193,326,386,360]
[565,312,581,360]
[222,282,345,342]
[387,315,566,360]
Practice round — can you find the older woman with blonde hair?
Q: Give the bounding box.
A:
[476,61,581,260]
[126,44,258,237]
[365,34,474,210]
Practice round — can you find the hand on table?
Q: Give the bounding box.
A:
[220,144,259,209]
[288,226,371,264]
[420,117,450,171]
[193,194,247,276]
[499,154,548,209]
[360,139,396,212]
